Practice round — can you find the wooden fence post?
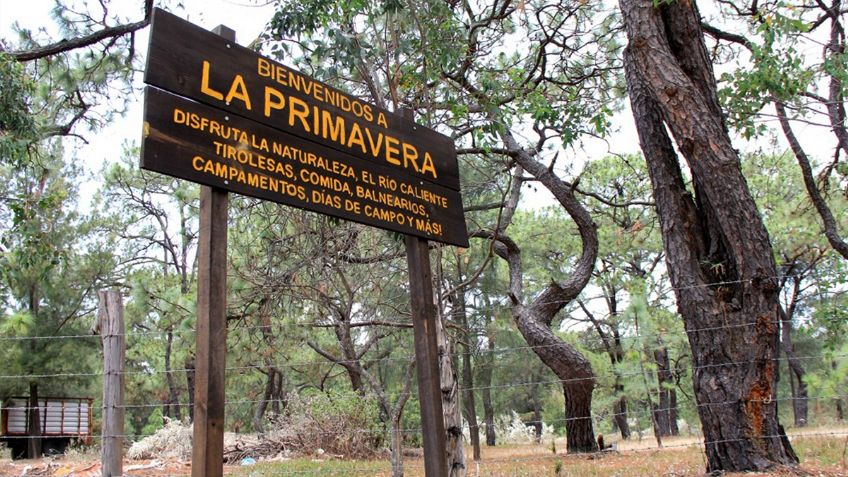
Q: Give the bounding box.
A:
[99,290,125,477]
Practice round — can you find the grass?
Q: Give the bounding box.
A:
[239,458,390,476]
[1,428,844,476]
[231,431,848,477]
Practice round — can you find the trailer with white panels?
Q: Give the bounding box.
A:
[1,396,93,458]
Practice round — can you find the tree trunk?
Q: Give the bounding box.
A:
[669,385,679,436]
[334,322,365,394]
[621,0,797,471]
[271,368,287,415]
[164,328,182,421]
[834,361,844,421]
[513,313,596,453]
[653,347,677,436]
[480,336,496,446]
[473,136,600,453]
[27,383,41,459]
[437,311,466,477]
[612,394,631,439]
[781,309,808,427]
[253,367,275,433]
[389,411,405,477]
[454,290,481,461]
[532,384,543,443]
[185,355,195,422]
[366,359,415,477]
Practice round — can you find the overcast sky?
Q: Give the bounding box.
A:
[1,0,278,203]
[0,0,833,210]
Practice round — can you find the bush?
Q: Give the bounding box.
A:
[225,391,383,462]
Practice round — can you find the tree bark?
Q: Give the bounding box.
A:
[480,335,496,446]
[335,321,365,394]
[477,131,600,453]
[532,384,543,443]
[362,358,415,477]
[612,394,631,440]
[185,355,195,422]
[834,361,844,422]
[437,309,466,477]
[164,328,182,421]
[583,299,631,440]
[27,383,41,459]
[621,0,797,471]
[253,368,275,434]
[470,227,598,453]
[780,306,808,427]
[454,289,481,461]
[653,346,678,436]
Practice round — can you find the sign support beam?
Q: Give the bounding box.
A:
[191,24,233,477]
[405,235,449,477]
[403,108,448,477]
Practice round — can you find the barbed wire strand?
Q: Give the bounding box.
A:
[1,350,845,381]
[0,272,842,343]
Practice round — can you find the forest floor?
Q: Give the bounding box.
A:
[0,427,845,476]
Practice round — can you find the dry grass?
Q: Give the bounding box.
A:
[0,427,845,476]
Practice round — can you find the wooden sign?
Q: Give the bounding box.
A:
[142,12,458,477]
[142,86,469,247]
[144,8,461,193]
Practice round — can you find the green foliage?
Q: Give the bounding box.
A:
[0,53,37,166]
[717,7,815,138]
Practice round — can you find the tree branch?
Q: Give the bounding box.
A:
[9,0,153,62]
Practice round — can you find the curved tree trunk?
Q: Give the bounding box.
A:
[514,312,597,452]
[478,129,600,454]
[620,0,797,471]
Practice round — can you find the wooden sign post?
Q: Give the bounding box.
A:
[405,236,449,477]
[190,24,233,477]
[141,9,467,477]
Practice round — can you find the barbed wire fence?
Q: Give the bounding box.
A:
[1,277,847,475]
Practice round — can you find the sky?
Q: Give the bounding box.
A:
[2,0,841,324]
[0,0,638,209]
[0,0,277,204]
[0,0,836,209]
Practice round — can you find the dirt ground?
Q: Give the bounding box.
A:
[1,430,845,476]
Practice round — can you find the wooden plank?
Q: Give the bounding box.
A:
[141,86,469,247]
[192,184,228,477]
[189,22,232,468]
[144,7,461,193]
[405,235,449,477]
[99,290,125,477]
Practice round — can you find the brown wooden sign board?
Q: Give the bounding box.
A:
[144,7,461,193]
[142,86,469,247]
[142,10,457,477]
